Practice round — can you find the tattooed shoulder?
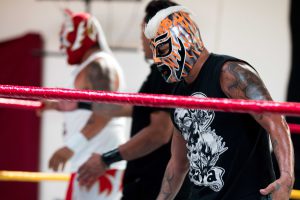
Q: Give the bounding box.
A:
[85,58,114,91]
[85,59,122,113]
[220,61,272,101]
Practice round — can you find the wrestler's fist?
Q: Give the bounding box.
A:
[260,173,294,200]
[49,146,74,171]
[77,153,108,188]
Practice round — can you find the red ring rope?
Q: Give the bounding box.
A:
[0,84,300,116]
[0,95,300,134]
[2,96,300,134]
[289,124,300,134]
[0,85,300,134]
[1,97,300,134]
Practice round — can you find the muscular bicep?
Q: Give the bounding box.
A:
[81,113,111,139]
[220,61,276,126]
[220,61,272,101]
[118,111,173,161]
[150,111,173,134]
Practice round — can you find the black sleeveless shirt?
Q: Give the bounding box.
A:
[171,53,275,200]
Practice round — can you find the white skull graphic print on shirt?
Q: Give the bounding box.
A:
[174,92,228,192]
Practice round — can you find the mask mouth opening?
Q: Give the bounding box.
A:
[157,63,184,83]
[157,63,173,82]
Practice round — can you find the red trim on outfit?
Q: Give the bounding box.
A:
[65,169,121,200]
[98,169,117,195]
[65,173,76,200]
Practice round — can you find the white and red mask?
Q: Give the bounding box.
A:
[144,6,204,83]
[60,9,99,65]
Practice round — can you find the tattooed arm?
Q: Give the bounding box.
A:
[42,58,132,117]
[220,61,294,200]
[86,58,132,118]
[78,58,131,138]
[49,58,128,172]
[157,128,189,200]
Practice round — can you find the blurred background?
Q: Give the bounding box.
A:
[0,0,298,199]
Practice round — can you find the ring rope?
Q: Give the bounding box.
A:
[289,124,300,134]
[1,84,300,116]
[0,170,299,199]
[0,98,43,109]
[1,97,300,134]
[2,96,300,135]
[1,85,300,198]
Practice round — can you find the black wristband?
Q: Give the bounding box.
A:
[78,102,92,110]
[101,149,123,167]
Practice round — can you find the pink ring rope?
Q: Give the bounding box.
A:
[0,84,300,133]
[1,98,300,134]
[0,98,43,110]
[0,84,300,115]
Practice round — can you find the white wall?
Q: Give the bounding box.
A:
[0,0,290,199]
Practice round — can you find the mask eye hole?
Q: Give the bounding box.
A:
[156,37,172,57]
[60,29,72,49]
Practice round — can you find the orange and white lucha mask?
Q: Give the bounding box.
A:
[60,9,99,65]
[145,6,204,83]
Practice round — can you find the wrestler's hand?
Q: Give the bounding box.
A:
[260,173,294,200]
[77,153,108,189]
[49,146,74,171]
